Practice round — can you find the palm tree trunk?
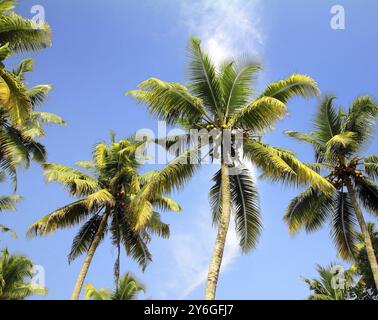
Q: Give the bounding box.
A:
[71,212,108,300]
[205,161,232,300]
[345,179,378,289]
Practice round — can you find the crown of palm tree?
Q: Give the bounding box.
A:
[284,96,378,259]
[303,263,355,300]
[0,248,47,300]
[354,222,378,292]
[0,57,65,187]
[85,272,145,300]
[128,37,333,253]
[128,37,335,300]
[28,138,181,270]
[0,0,51,53]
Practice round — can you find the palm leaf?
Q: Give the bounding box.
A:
[68,215,105,263]
[259,74,319,103]
[285,187,333,234]
[331,191,358,260]
[127,78,206,125]
[229,96,288,132]
[230,166,262,252]
[0,13,51,53]
[313,96,341,144]
[27,200,94,236]
[219,60,261,118]
[187,37,223,117]
[354,177,378,216]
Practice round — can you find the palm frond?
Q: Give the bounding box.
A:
[68,215,105,263]
[85,283,111,300]
[43,163,99,197]
[144,212,170,239]
[364,155,378,180]
[0,0,16,13]
[313,96,341,144]
[230,166,262,252]
[127,78,206,125]
[354,177,378,216]
[26,85,52,107]
[0,13,51,53]
[187,37,223,117]
[285,130,325,162]
[229,96,288,133]
[325,132,357,159]
[285,187,333,234]
[219,60,261,118]
[27,200,94,236]
[0,194,21,211]
[246,140,334,193]
[0,223,17,238]
[331,191,358,260]
[343,96,378,147]
[259,74,319,103]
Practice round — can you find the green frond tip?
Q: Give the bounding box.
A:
[260,74,319,104]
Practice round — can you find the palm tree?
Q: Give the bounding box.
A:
[85,272,145,300]
[303,263,355,300]
[0,1,59,180]
[127,37,333,299]
[0,0,51,53]
[0,248,46,300]
[28,138,182,300]
[0,57,65,185]
[284,95,378,288]
[353,222,378,294]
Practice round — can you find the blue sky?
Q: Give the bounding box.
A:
[1,0,377,300]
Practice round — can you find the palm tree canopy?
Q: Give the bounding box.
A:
[28,138,182,270]
[354,222,378,292]
[0,248,46,300]
[128,37,333,253]
[85,272,145,300]
[303,263,355,300]
[285,96,378,260]
[0,0,51,53]
[0,57,65,187]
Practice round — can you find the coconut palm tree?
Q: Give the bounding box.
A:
[0,1,59,179]
[284,95,378,288]
[0,248,46,300]
[127,37,333,299]
[0,0,51,53]
[0,0,52,127]
[0,56,65,185]
[303,263,355,300]
[353,222,378,294]
[85,272,145,300]
[28,138,182,300]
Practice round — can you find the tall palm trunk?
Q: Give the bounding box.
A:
[345,179,378,289]
[71,212,109,300]
[205,161,232,300]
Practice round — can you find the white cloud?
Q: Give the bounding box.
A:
[165,208,240,299]
[180,0,264,66]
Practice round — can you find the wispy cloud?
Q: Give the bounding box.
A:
[180,0,265,65]
[164,207,240,299]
